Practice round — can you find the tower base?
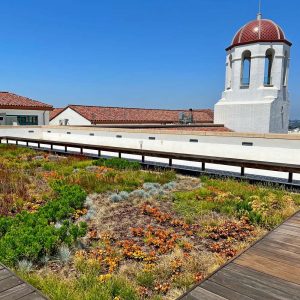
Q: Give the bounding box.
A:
[214,98,289,134]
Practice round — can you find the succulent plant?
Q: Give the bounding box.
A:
[40,255,50,265]
[54,222,63,229]
[119,191,129,200]
[58,245,71,264]
[162,181,176,190]
[130,189,148,198]
[18,259,33,273]
[84,196,94,208]
[110,193,123,202]
[143,182,161,191]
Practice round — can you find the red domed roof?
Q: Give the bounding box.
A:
[226,18,291,50]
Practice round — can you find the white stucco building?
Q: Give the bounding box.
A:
[214,13,292,134]
[0,92,53,125]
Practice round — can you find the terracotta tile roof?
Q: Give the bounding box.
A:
[57,105,214,124]
[50,108,64,120]
[0,92,53,110]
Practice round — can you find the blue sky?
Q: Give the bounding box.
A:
[0,0,299,118]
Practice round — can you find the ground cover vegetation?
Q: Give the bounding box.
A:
[0,144,299,299]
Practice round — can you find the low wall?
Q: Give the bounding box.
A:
[1,126,300,166]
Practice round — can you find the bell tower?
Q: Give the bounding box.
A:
[214,13,292,133]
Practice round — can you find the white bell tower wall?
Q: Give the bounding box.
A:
[214,42,291,133]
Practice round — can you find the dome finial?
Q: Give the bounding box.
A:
[257,0,262,20]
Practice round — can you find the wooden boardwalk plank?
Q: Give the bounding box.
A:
[0,277,22,294]
[0,270,12,282]
[235,252,300,284]
[227,263,300,296]
[264,231,300,245]
[179,211,300,300]
[244,247,300,268]
[255,238,300,254]
[209,266,295,299]
[200,280,252,300]
[0,265,47,300]
[182,287,227,300]
[252,241,300,263]
[18,292,46,300]
[0,283,33,300]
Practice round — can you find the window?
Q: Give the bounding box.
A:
[189,139,199,143]
[227,54,233,89]
[264,49,274,86]
[116,135,122,138]
[241,50,251,87]
[148,137,156,140]
[67,132,71,135]
[15,115,38,125]
[282,51,288,86]
[89,133,95,136]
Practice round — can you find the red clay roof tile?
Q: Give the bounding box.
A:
[61,105,214,124]
[0,92,53,110]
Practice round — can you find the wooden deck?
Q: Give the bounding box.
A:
[179,211,300,300]
[0,264,47,300]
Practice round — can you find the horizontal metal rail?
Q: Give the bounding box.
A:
[0,136,299,184]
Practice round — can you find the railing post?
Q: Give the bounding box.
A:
[169,158,172,167]
[241,167,245,177]
[16,140,18,145]
[142,155,145,163]
[202,162,206,171]
[119,152,122,158]
[65,145,67,152]
[80,147,83,155]
[98,149,101,157]
[38,142,40,148]
[288,172,293,183]
[50,143,53,150]
[26,141,29,147]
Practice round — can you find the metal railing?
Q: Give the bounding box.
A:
[0,136,299,185]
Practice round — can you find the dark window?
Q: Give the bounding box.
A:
[47,131,51,133]
[189,139,199,143]
[241,50,251,87]
[89,133,95,136]
[242,142,253,146]
[149,137,156,140]
[264,49,274,86]
[116,135,122,138]
[283,51,288,86]
[28,130,34,133]
[67,132,71,134]
[17,115,38,125]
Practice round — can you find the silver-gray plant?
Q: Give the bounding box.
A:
[18,259,33,273]
[119,191,129,200]
[58,245,71,264]
[110,193,123,202]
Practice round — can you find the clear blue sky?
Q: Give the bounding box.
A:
[0,0,299,118]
